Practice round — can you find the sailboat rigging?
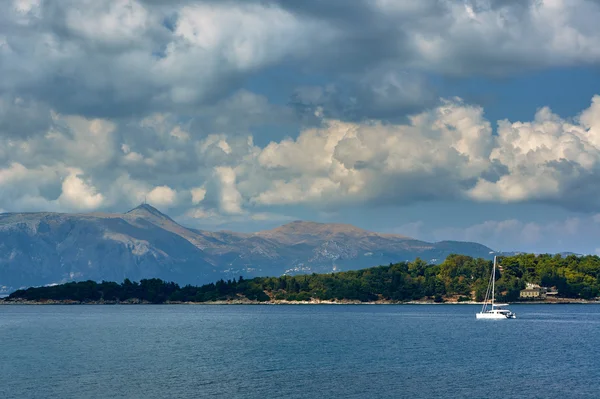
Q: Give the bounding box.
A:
[476,256,516,319]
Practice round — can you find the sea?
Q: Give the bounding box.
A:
[1,304,599,399]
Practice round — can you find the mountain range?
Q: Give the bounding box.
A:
[0,204,496,294]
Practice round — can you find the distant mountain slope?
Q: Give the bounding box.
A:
[0,207,213,295]
[0,204,496,294]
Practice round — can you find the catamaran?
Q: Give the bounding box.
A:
[476,256,516,319]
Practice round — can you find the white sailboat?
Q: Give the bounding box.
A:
[476,256,516,319]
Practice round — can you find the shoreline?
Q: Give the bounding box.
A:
[2,298,599,305]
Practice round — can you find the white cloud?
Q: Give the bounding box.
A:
[379,0,600,75]
[147,185,177,207]
[64,0,152,47]
[57,169,105,211]
[190,187,206,205]
[12,0,41,25]
[6,0,600,236]
[106,174,149,207]
[251,98,493,206]
[248,94,600,211]
[4,85,600,223]
[169,126,189,141]
[0,163,104,212]
[172,3,324,71]
[184,207,219,220]
[214,166,243,214]
[252,177,342,206]
[468,96,600,206]
[48,114,117,168]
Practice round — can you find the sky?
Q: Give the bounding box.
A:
[2,0,600,254]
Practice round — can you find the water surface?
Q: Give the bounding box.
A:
[1,304,599,398]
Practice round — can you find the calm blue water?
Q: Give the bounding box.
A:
[1,304,599,399]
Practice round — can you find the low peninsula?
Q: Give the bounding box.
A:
[3,253,600,305]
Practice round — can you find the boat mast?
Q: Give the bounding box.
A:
[480,258,494,313]
[491,256,496,309]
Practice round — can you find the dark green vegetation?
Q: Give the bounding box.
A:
[6,253,600,303]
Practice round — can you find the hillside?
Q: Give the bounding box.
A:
[0,204,495,294]
[5,253,600,304]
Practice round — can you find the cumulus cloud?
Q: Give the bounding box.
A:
[214,166,243,214]
[468,96,600,210]
[0,163,103,212]
[370,0,600,75]
[5,0,600,229]
[251,98,495,207]
[3,94,600,218]
[190,187,206,205]
[245,95,600,212]
[0,162,61,211]
[57,169,105,211]
[147,185,177,208]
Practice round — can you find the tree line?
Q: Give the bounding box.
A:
[6,253,600,303]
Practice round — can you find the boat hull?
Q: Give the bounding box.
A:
[476,312,516,319]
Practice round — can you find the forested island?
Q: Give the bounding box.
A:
[3,253,600,304]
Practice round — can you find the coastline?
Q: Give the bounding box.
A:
[1,298,599,305]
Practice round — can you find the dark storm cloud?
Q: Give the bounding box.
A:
[289,68,437,123]
[4,0,600,122]
[0,95,53,138]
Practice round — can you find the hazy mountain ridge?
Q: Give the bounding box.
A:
[0,204,495,294]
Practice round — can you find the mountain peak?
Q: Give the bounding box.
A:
[0,208,498,295]
[125,203,173,221]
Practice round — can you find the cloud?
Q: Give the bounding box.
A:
[0,95,52,138]
[5,0,600,225]
[276,0,600,76]
[183,207,291,223]
[289,68,436,122]
[184,207,219,220]
[372,0,600,75]
[3,0,600,122]
[430,216,598,254]
[434,219,541,249]
[0,162,61,211]
[0,163,103,212]
[57,169,105,211]
[251,98,494,207]
[214,166,243,214]
[147,185,177,207]
[190,187,206,205]
[468,96,600,210]
[246,94,600,212]
[4,93,600,219]
[0,0,333,117]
